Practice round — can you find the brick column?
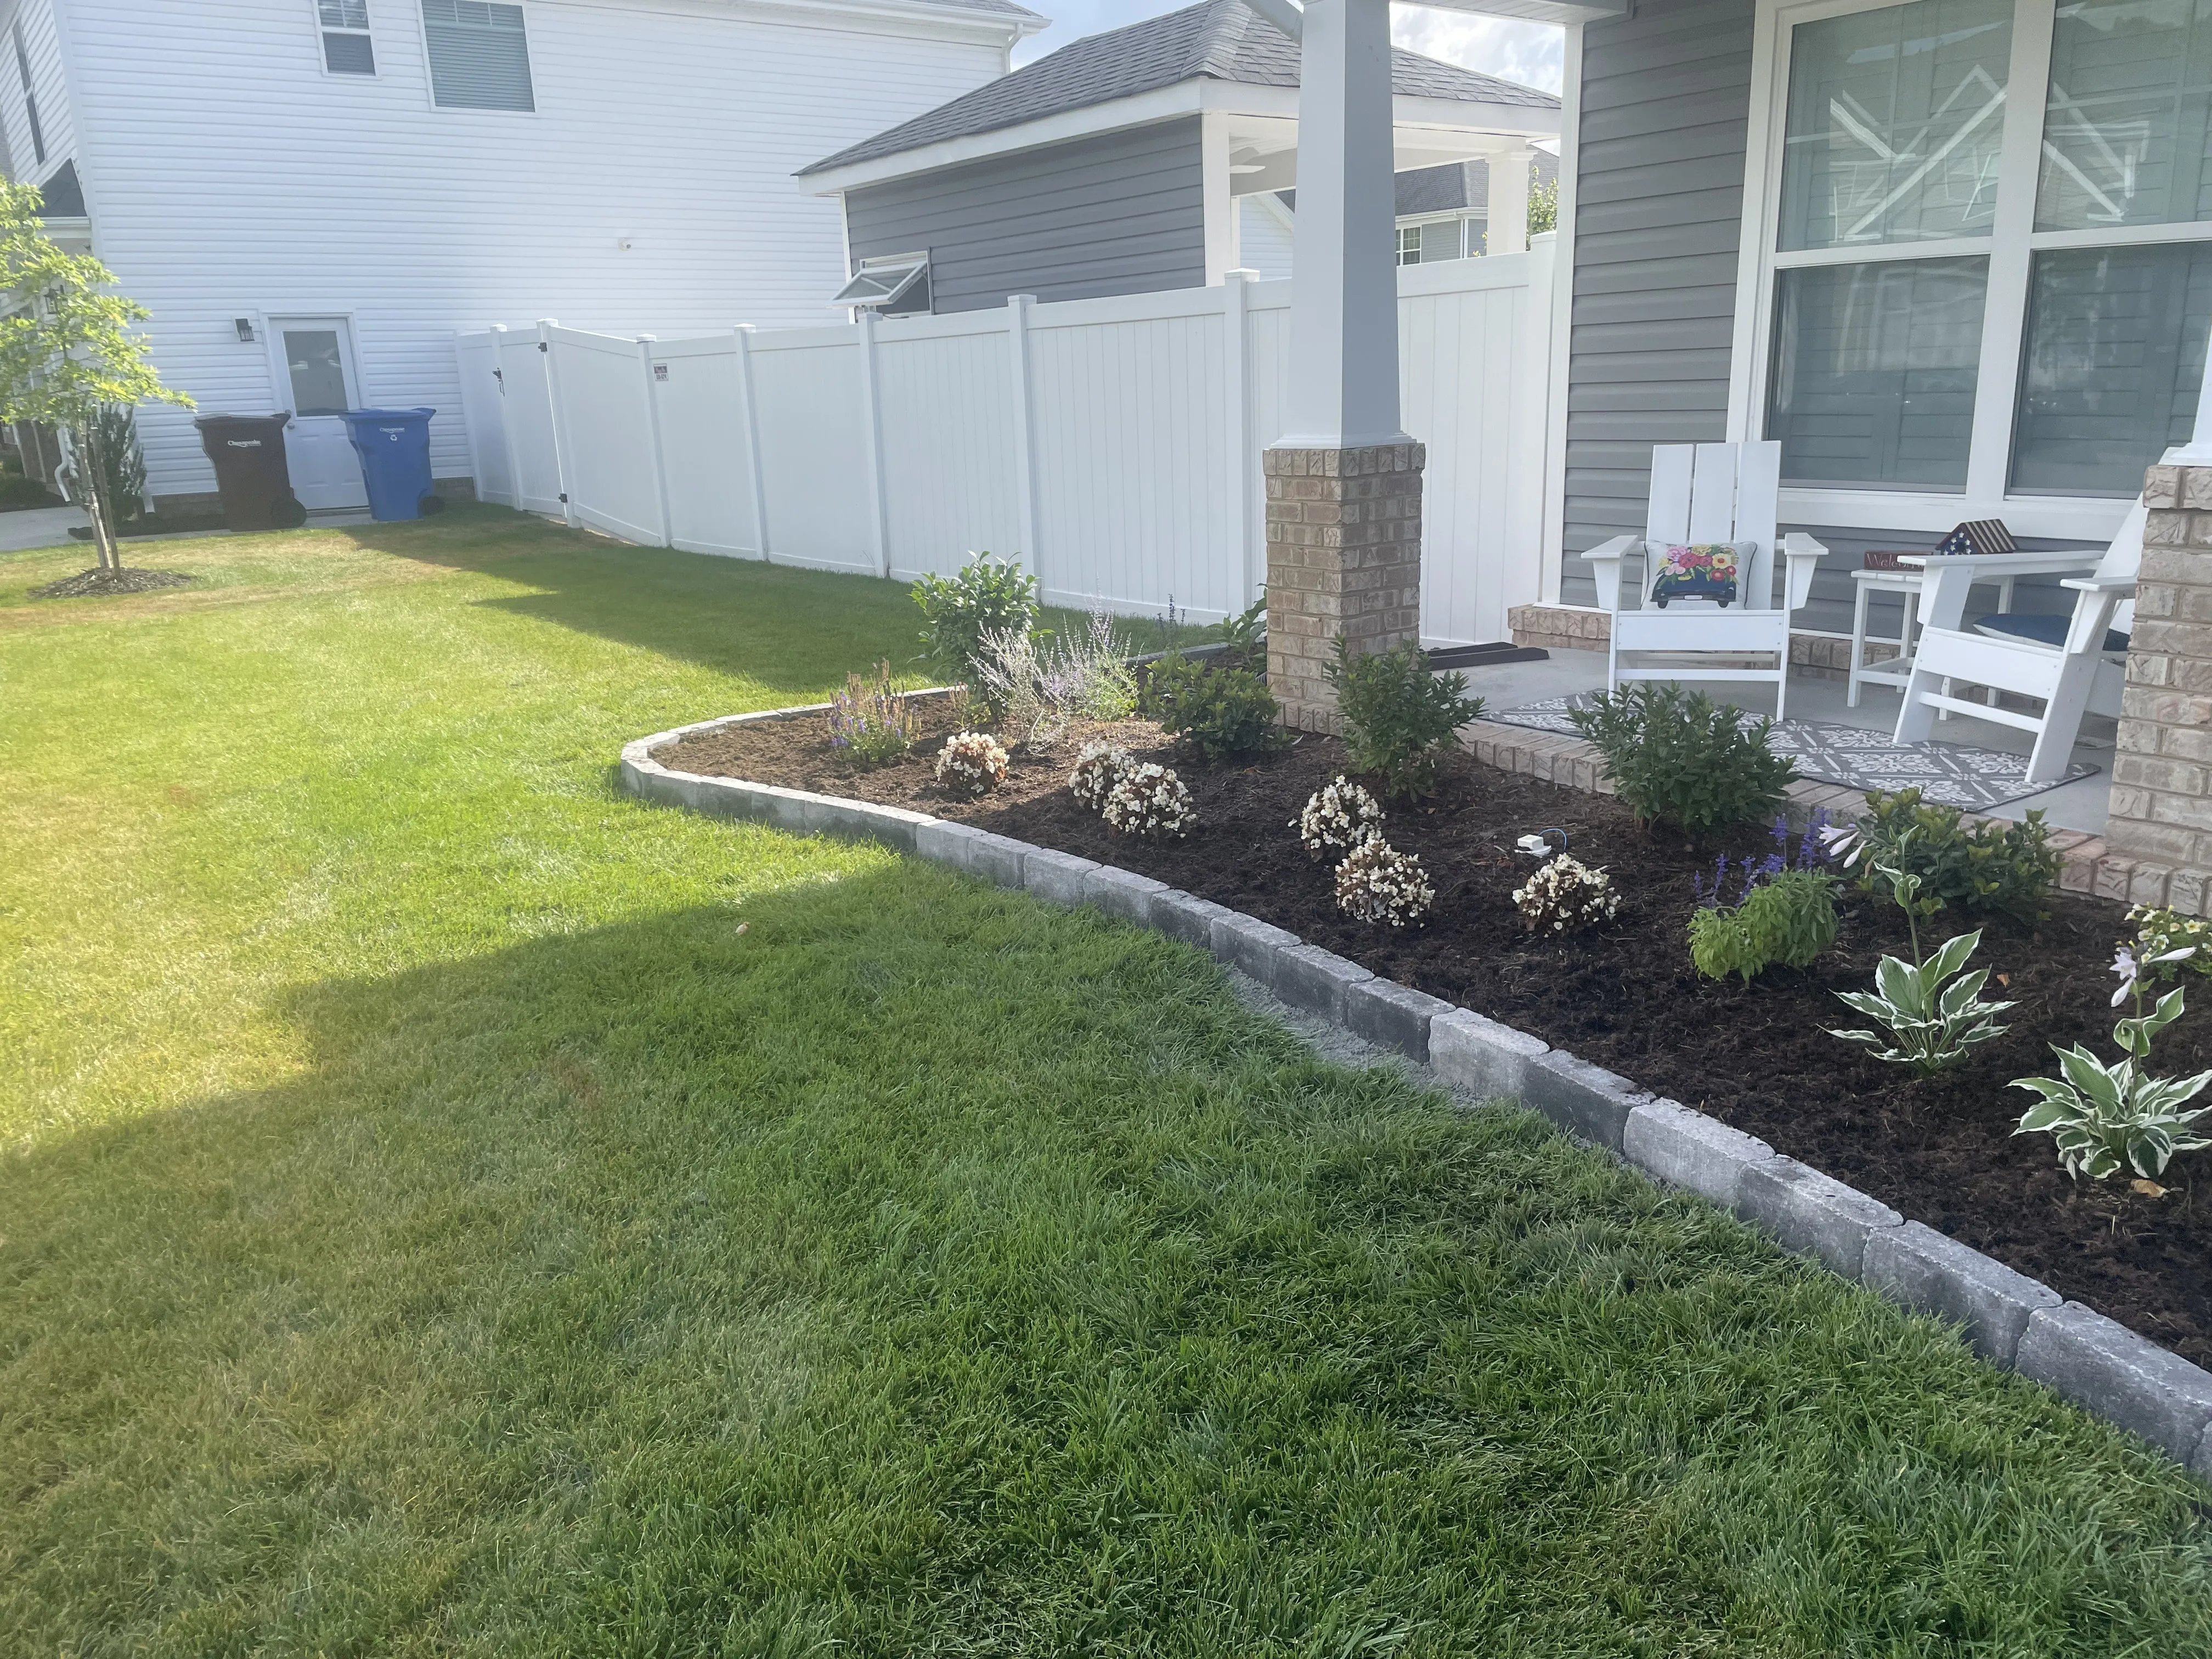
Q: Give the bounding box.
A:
[2107,465,2212,916]
[1263,441,1424,732]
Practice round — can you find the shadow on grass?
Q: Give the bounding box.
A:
[333,504,924,694]
[7,860,2212,1653]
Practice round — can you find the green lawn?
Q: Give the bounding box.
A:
[4,508,2211,1656]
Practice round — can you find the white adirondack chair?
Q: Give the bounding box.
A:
[1892,499,2143,785]
[1585,442,1826,720]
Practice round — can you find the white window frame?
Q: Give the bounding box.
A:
[313,0,377,79]
[1726,0,2212,540]
[414,0,539,117]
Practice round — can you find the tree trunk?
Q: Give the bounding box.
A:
[74,419,120,572]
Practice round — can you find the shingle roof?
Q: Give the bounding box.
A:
[799,0,1559,177]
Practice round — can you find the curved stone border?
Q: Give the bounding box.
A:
[623,709,2212,1481]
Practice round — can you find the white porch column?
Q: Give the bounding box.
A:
[1265,0,1424,731]
[1280,0,1406,449]
[1486,146,1533,257]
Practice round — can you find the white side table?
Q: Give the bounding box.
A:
[1847,558,2016,709]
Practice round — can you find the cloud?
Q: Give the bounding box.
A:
[1016,1,1566,93]
[1390,7,1564,93]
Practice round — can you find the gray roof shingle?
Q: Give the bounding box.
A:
[799,0,1558,177]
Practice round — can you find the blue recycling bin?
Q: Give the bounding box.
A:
[340,407,441,521]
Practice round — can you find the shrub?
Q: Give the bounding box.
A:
[1322,636,1486,800]
[825,662,915,767]
[1566,684,1796,836]
[1141,651,1282,761]
[1335,837,1434,927]
[974,612,1138,750]
[1102,762,1194,840]
[913,554,1038,703]
[0,472,59,509]
[1828,854,2012,1077]
[1512,855,1620,937]
[934,730,1008,798]
[2013,986,2212,1183]
[1293,776,1385,863]
[1067,741,1133,812]
[1689,869,1838,984]
[1833,789,2059,918]
[1220,595,1267,664]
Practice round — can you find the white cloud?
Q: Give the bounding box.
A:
[1015,1,1565,93]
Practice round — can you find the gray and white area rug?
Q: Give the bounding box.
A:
[1491,695,2097,811]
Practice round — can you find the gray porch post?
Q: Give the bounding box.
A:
[1265,0,1424,732]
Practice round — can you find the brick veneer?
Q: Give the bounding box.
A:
[2105,467,2212,916]
[1264,443,1425,732]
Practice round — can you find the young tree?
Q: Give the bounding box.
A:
[0,178,190,571]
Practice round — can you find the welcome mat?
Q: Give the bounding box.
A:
[1490,695,2097,812]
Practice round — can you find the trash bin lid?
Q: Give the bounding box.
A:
[193,412,292,431]
[340,407,436,426]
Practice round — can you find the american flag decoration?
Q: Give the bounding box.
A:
[1934,519,2018,557]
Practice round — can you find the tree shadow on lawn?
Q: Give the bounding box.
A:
[337,505,927,696]
[6,862,2212,1654]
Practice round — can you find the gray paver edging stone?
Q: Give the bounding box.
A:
[618,707,2212,1479]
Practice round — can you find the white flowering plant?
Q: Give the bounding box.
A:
[1293,776,1385,862]
[1067,741,1133,812]
[934,730,1009,797]
[1335,837,1434,927]
[1511,855,1621,936]
[1102,762,1195,840]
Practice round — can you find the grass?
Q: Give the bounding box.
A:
[3,507,2211,1655]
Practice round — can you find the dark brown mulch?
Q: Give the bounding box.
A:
[657,707,2212,1367]
[30,567,194,599]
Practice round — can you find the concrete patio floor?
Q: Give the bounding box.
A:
[1451,645,2113,836]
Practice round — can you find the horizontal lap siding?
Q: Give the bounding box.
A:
[844,119,1206,314]
[53,0,1006,499]
[1563,0,1755,604]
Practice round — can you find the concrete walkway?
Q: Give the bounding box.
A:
[0,505,88,552]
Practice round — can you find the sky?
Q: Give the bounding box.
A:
[1010,1,1566,97]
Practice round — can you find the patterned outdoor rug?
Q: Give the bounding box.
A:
[1490,695,2097,811]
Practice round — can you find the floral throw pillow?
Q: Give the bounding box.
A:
[1650,543,1740,608]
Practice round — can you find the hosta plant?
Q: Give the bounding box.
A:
[1511,855,1620,937]
[934,730,1009,798]
[1827,862,2012,1077]
[2012,986,2212,1182]
[1335,837,1434,927]
[1293,776,1385,863]
[1102,762,1194,840]
[1067,741,1133,812]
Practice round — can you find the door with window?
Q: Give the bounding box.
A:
[269,317,367,510]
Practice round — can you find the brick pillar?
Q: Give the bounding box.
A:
[2108,464,2212,916]
[1263,441,1424,732]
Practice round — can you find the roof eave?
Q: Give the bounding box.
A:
[801,78,1559,195]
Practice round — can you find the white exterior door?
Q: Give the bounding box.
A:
[268,317,367,510]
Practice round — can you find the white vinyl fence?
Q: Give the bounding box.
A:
[457,242,1556,642]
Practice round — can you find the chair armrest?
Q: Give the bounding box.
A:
[2059,575,2135,654]
[2059,575,2136,594]
[1780,533,1826,612]
[1916,549,2107,579]
[1584,534,1640,613]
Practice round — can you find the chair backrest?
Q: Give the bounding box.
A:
[1643,442,1782,610]
[2102,496,2147,637]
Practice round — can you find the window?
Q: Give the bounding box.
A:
[1394,215,1484,265]
[318,0,375,75]
[422,1,534,111]
[1759,0,2212,504]
[1397,224,1423,265]
[832,253,929,313]
[12,21,43,166]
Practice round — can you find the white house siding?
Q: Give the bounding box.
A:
[1235,193,1293,281]
[0,0,72,189]
[42,0,1012,500]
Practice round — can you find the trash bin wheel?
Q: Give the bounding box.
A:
[270,494,307,530]
[420,495,447,516]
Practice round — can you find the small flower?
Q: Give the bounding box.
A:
[2112,945,2139,1008]
[1819,822,1864,868]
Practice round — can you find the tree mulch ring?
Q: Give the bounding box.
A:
[658,705,2212,1367]
[30,567,194,599]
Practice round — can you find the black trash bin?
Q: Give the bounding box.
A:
[193,414,307,531]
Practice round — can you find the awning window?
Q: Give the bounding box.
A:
[832,253,929,311]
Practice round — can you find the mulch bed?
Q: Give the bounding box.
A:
[30,567,194,599]
[659,701,2212,1367]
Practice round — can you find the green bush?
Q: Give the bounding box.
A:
[1691,870,1839,984]
[912,554,1038,703]
[1322,636,1486,800]
[1847,788,2059,919]
[1141,650,1282,761]
[0,473,59,509]
[1567,684,1796,836]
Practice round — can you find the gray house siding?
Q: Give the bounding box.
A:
[843,117,1206,315]
[1561,0,1756,607]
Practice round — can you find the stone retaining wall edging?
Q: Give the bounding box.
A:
[620,712,2212,1478]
